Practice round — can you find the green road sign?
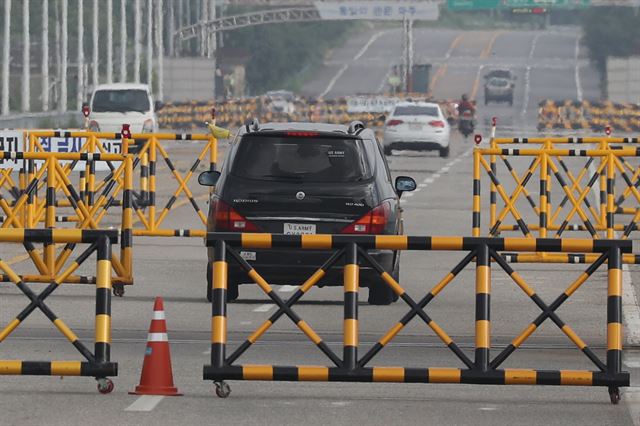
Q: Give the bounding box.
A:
[447,0,590,10]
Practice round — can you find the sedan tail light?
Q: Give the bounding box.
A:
[211,198,259,231]
[386,119,404,126]
[429,120,445,128]
[341,201,391,234]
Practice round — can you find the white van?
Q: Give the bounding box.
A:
[87,83,159,133]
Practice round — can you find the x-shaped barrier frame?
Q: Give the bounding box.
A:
[203,233,629,404]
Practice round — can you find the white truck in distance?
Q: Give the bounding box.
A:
[87,83,159,134]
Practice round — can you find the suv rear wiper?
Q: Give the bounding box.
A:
[262,174,303,180]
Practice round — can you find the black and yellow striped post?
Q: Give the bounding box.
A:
[148,137,157,230]
[45,158,56,278]
[95,236,112,364]
[472,150,481,237]
[210,239,227,369]
[607,152,616,239]
[343,243,359,371]
[475,244,491,370]
[140,151,150,206]
[539,151,548,238]
[121,156,134,284]
[607,244,623,403]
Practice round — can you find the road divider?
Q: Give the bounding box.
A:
[203,232,629,404]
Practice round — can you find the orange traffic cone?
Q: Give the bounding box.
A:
[130,297,182,396]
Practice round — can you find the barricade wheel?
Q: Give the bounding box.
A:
[113,284,125,297]
[609,387,620,405]
[214,381,231,398]
[97,378,114,394]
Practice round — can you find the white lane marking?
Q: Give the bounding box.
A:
[479,407,497,411]
[319,64,348,98]
[403,192,415,197]
[279,285,297,292]
[125,395,165,412]
[432,173,441,178]
[441,167,450,173]
[321,31,386,98]
[528,33,541,59]
[521,66,531,118]
[331,401,352,407]
[423,178,434,184]
[253,304,274,313]
[354,31,386,61]
[203,348,211,355]
[624,359,640,369]
[626,387,640,426]
[418,183,428,188]
[574,35,583,102]
[240,320,252,325]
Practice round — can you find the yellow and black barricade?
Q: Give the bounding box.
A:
[203,233,629,404]
[0,151,134,290]
[0,229,117,393]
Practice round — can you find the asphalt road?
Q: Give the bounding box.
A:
[1,25,640,426]
[303,25,599,135]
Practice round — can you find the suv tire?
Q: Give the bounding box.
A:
[383,145,392,156]
[206,263,240,302]
[368,263,400,305]
[439,146,450,158]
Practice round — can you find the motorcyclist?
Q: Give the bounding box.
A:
[457,94,475,116]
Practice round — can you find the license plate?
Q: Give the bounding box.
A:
[240,251,256,261]
[409,123,423,130]
[284,223,316,235]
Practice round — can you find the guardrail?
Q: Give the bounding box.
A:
[473,137,640,240]
[203,233,629,404]
[0,229,118,393]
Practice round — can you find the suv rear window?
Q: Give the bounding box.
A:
[92,89,150,113]
[231,136,373,183]
[393,105,439,116]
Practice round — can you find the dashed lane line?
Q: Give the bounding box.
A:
[253,304,275,313]
[125,395,165,412]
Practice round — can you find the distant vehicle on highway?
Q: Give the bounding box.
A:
[484,68,515,105]
[264,90,295,115]
[87,83,160,134]
[382,101,451,158]
[198,120,416,305]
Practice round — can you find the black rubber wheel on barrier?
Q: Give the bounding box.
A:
[609,386,620,405]
[113,284,125,297]
[214,381,231,398]
[368,263,400,305]
[97,378,114,394]
[207,264,239,302]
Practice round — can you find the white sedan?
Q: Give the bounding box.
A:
[382,102,451,158]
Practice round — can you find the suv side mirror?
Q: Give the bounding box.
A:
[154,100,163,111]
[395,176,416,197]
[198,170,221,186]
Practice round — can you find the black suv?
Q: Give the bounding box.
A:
[199,121,416,305]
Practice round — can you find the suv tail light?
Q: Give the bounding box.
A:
[341,201,391,234]
[386,119,404,127]
[211,198,259,231]
[429,120,445,128]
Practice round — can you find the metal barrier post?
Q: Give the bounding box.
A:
[343,242,359,371]
[540,151,548,238]
[607,152,616,239]
[475,243,491,370]
[149,137,157,231]
[95,235,113,364]
[211,239,227,369]
[607,244,622,403]
[473,150,481,237]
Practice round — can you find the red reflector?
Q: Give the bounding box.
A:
[286,131,320,137]
[341,201,391,235]
[429,120,445,128]
[211,198,259,232]
[386,119,404,127]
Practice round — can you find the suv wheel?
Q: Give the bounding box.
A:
[439,146,450,158]
[206,263,240,302]
[368,263,400,305]
[383,145,393,156]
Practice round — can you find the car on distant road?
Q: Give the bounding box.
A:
[198,121,416,305]
[265,90,296,115]
[87,83,159,134]
[382,101,451,158]
[484,69,515,105]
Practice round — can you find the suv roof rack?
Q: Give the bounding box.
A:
[347,121,365,135]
